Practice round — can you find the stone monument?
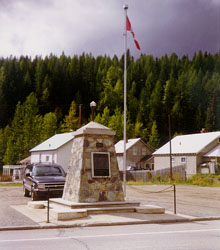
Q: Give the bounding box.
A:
[62,121,124,203]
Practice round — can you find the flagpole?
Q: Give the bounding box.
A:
[123,4,128,199]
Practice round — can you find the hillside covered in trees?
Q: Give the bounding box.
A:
[0,50,220,166]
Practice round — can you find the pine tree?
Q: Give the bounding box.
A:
[41,112,58,141]
[61,101,78,132]
[3,93,43,164]
[149,121,160,149]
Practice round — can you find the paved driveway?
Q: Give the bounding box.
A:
[0,186,38,227]
[1,185,220,228]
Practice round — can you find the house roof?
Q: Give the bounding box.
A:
[204,144,220,157]
[153,131,220,155]
[115,138,141,154]
[18,156,31,164]
[30,132,74,152]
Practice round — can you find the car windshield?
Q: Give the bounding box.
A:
[33,165,65,176]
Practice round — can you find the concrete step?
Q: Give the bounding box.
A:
[86,206,136,214]
[49,202,165,215]
[136,205,165,214]
[50,198,141,209]
[50,205,165,221]
[50,208,87,221]
[27,200,165,221]
[86,205,165,215]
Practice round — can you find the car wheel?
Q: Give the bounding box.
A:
[23,185,30,197]
[31,189,38,201]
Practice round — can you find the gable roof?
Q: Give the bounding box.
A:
[204,144,220,157]
[153,131,220,155]
[30,132,74,152]
[115,138,141,154]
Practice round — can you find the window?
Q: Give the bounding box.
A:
[151,163,154,170]
[145,164,150,170]
[172,157,175,163]
[46,156,49,162]
[133,147,138,155]
[142,147,147,155]
[91,152,111,178]
[33,165,64,176]
[181,157,187,163]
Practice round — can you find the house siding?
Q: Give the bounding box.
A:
[154,156,170,171]
[153,133,220,178]
[30,152,40,163]
[116,140,153,171]
[31,151,57,164]
[185,155,197,177]
[154,154,197,178]
[30,140,73,172]
[56,140,73,171]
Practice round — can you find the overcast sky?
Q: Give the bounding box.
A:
[0,0,219,59]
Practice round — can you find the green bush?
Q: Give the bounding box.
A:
[127,173,220,187]
[186,174,220,187]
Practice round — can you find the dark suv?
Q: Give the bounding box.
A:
[23,163,66,201]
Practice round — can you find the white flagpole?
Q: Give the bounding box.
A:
[123,4,128,199]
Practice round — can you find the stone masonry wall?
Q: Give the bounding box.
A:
[62,134,124,202]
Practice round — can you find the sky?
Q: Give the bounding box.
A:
[0,0,219,59]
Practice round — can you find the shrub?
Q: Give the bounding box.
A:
[186,174,220,186]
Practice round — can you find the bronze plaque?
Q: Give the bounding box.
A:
[92,153,110,177]
[96,142,103,148]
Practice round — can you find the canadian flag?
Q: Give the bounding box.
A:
[126,16,140,50]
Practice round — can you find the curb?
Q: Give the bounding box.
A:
[1,216,220,232]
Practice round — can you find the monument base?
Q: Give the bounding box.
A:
[28,199,165,221]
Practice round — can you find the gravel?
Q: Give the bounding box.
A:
[127,184,220,217]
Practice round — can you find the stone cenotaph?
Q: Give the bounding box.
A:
[62,121,124,203]
[28,122,165,221]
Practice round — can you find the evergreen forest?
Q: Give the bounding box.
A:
[0,50,220,166]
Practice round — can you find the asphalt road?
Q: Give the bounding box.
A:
[1,220,220,250]
[1,184,220,228]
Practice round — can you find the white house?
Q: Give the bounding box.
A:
[153,131,220,178]
[30,132,74,171]
[115,138,154,171]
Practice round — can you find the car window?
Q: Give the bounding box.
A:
[33,165,64,176]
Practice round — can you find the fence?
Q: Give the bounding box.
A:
[151,165,186,181]
[2,165,25,181]
[122,165,186,182]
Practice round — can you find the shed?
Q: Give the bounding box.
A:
[30,132,74,171]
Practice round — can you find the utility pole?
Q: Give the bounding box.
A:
[168,114,173,180]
